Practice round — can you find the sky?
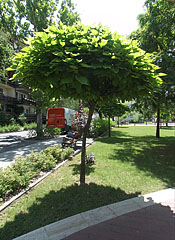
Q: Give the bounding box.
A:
[72,0,146,36]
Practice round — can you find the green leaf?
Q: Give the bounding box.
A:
[75,75,89,85]
[99,39,108,48]
[61,76,73,84]
[53,52,64,57]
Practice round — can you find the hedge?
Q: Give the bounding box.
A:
[0,145,74,200]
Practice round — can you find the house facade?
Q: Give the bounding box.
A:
[0,79,37,122]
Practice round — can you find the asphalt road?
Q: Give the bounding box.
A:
[0,130,63,169]
[0,130,36,153]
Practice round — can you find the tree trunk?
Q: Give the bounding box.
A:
[80,101,96,184]
[117,116,120,128]
[36,109,44,138]
[108,116,111,137]
[156,108,160,138]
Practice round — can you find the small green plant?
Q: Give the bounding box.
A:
[0,145,74,200]
[90,118,108,137]
[0,124,22,133]
[61,147,74,160]
[23,122,37,130]
[44,126,61,137]
[17,113,27,126]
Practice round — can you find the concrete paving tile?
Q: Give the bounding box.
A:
[80,205,116,226]
[107,198,142,216]
[45,214,89,240]
[132,196,156,208]
[13,227,49,240]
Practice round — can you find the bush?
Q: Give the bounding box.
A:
[90,118,108,137]
[0,124,22,133]
[23,122,37,130]
[61,147,74,160]
[17,113,27,126]
[0,112,15,126]
[43,145,62,162]
[43,126,61,137]
[0,145,74,200]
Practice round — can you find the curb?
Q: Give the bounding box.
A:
[13,188,175,240]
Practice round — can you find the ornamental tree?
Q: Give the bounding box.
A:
[8,23,162,184]
[96,100,129,136]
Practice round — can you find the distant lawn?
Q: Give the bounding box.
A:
[0,126,175,239]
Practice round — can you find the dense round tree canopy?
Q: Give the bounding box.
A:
[9,23,162,104]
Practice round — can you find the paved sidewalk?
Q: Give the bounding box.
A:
[0,137,63,169]
[14,188,175,240]
[0,136,93,169]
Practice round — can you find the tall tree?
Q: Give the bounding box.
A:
[130,0,175,137]
[8,23,162,184]
[96,100,129,136]
[0,28,14,79]
[0,0,80,41]
[58,0,80,26]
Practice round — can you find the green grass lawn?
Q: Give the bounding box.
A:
[0,126,175,239]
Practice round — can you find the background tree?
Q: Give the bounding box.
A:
[58,0,80,26]
[96,100,129,136]
[0,28,14,79]
[0,0,80,136]
[29,90,60,138]
[54,97,79,110]
[0,0,80,41]
[9,24,162,184]
[130,0,175,137]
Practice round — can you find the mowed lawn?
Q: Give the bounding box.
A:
[0,126,175,239]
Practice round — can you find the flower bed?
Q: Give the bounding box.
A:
[0,145,74,201]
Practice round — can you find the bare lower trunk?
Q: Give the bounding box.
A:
[36,110,43,138]
[108,116,111,137]
[80,101,96,184]
[156,108,160,138]
[117,116,120,128]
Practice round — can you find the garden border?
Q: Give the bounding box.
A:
[0,139,94,212]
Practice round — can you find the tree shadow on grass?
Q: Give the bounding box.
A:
[0,184,140,240]
[108,135,175,187]
[160,126,175,130]
[69,164,96,176]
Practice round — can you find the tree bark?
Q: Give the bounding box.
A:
[117,116,120,128]
[108,116,111,137]
[36,109,44,138]
[156,108,160,138]
[80,101,96,184]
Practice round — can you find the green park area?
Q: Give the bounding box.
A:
[0,0,175,239]
[0,126,175,239]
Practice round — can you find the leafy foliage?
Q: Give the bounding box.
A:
[58,0,80,26]
[130,0,175,136]
[9,23,163,183]
[0,28,14,78]
[9,23,162,102]
[0,145,74,200]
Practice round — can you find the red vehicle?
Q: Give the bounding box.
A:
[47,108,76,131]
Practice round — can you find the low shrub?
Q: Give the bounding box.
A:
[17,113,27,126]
[43,127,61,138]
[0,124,22,133]
[90,118,108,137]
[0,145,74,200]
[0,112,15,126]
[43,145,62,162]
[61,147,74,160]
[23,122,37,130]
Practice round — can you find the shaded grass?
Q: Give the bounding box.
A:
[0,126,175,239]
